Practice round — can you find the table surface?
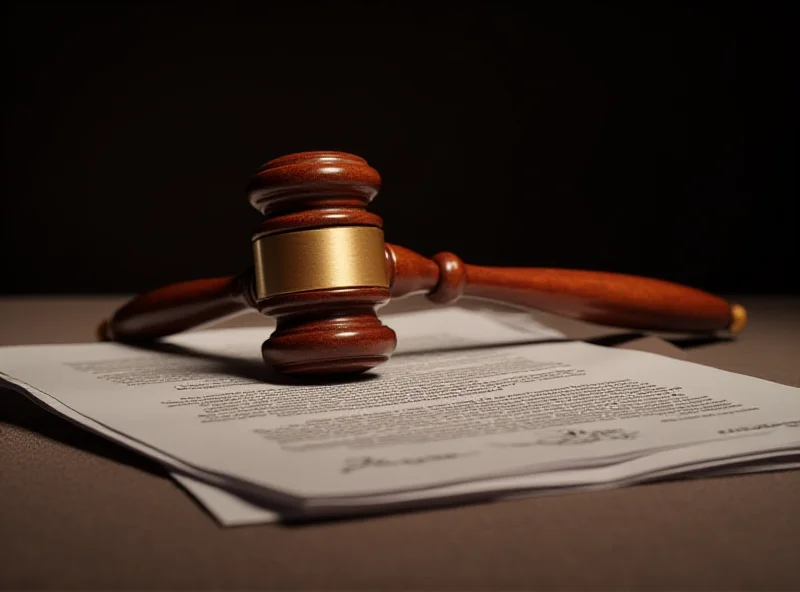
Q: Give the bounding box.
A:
[1,295,799,591]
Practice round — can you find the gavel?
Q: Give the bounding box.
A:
[99,151,747,375]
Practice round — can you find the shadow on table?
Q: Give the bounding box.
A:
[666,334,735,349]
[587,332,733,349]
[0,385,167,478]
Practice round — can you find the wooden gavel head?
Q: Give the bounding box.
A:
[100,149,746,377]
[245,151,398,375]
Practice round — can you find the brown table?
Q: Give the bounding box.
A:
[2,296,799,590]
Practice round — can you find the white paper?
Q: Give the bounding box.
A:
[1,308,563,523]
[171,429,800,525]
[1,308,799,525]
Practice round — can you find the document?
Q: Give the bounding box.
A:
[1,308,798,524]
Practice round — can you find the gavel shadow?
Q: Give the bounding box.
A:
[392,332,733,358]
[594,332,734,350]
[124,336,584,378]
[115,340,381,387]
[664,334,735,349]
[392,336,571,357]
[565,331,733,350]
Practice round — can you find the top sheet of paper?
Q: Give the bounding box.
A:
[1,308,799,508]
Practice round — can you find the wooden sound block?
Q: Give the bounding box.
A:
[99,150,747,376]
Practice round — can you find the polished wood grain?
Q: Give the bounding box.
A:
[254,208,383,237]
[257,287,395,375]
[100,271,257,342]
[99,150,744,375]
[247,151,381,217]
[248,151,395,374]
[385,246,736,333]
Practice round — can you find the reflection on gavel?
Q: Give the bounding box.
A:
[99,151,747,375]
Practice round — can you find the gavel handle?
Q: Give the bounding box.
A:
[98,270,258,341]
[99,244,746,342]
[387,244,746,334]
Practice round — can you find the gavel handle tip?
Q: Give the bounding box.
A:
[96,319,113,342]
[729,304,748,334]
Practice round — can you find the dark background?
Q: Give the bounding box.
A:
[2,1,797,295]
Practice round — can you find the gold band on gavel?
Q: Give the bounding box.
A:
[252,226,390,299]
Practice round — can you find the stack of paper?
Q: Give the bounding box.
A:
[1,308,798,525]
